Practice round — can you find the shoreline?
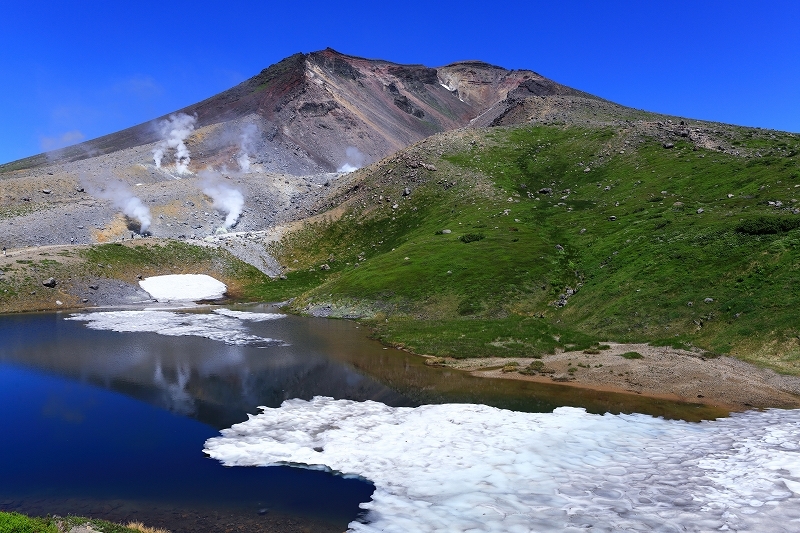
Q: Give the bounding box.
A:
[4,252,800,415]
[424,342,800,411]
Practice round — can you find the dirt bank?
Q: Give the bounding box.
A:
[427,342,800,411]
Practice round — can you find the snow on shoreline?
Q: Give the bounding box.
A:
[67,309,287,347]
[204,397,800,533]
[138,274,227,302]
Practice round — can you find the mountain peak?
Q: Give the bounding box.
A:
[2,50,584,174]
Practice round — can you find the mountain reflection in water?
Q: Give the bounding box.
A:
[0,305,730,532]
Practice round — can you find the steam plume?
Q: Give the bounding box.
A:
[237,124,258,172]
[337,146,366,173]
[198,169,244,228]
[153,113,197,174]
[83,176,152,233]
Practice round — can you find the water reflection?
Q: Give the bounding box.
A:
[0,305,727,428]
[0,306,730,532]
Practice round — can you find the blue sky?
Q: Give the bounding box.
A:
[1,0,798,164]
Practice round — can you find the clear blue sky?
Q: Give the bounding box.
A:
[1,0,798,164]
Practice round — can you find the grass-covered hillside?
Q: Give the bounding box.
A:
[262,120,797,373]
[0,240,271,312]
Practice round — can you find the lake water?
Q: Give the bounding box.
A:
[0,305,731,532]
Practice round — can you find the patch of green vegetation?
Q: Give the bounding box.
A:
[0,512,165,533]
[736,216,800,235]
[261,123,800,372]
[0,511,57,533]
[500,361,520,373]
[459,233,485,243]
[619,351,643,359]
[519,360,545,375]
[369,316,595,359]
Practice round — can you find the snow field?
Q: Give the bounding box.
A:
[138,274,227,302]
[204,397,800,533]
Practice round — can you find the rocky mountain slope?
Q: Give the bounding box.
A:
[1,49,582,175]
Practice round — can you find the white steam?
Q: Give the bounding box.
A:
[236,124,258,172]
[153,113,197,174]
[337,146,366,173]
[83,176,152,233]
[198,168,244,228]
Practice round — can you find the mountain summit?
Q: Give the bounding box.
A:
[5,49,588,174]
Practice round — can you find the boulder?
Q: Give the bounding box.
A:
[42,277,56,288]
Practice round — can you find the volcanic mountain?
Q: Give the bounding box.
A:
[2,48,592,174]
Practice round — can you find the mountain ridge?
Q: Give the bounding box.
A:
[2,48,585,174]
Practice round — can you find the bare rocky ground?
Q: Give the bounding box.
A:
[430,342,800,411]
[0,140,355,251]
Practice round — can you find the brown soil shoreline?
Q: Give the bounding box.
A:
[425,342,800,411]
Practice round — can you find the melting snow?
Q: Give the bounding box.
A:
[67,309,287,347]
[138,274,227,302]
[214,309,286,321]
[205,397,800,532]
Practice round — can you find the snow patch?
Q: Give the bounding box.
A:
[139,274,226,302]
[205,397,800,533]
[67,310,287,347]
[214,309,286,321]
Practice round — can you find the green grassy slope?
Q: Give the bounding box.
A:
[0,511,163,533]
[261,121,800,373]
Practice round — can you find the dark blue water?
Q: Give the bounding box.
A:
[0,364,373,510]
[0,309,395,532]
[0,307,723,531]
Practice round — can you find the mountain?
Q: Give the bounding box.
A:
[3,48,800,394]
[1,49,587,175]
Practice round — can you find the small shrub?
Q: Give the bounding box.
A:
[127,521,171,533]
[583,348,601,354]
[457,298,483,316]
[654,220,671,230]
[619,351,643,359]
[735,216,800,235]
[460,233,485,243]
[501,361,520,373]
[519,360,545,375]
